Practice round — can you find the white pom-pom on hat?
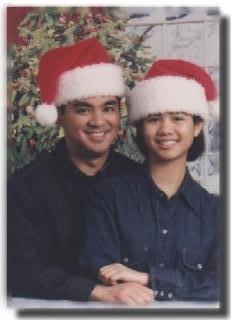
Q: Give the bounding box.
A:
[35,104,58,126]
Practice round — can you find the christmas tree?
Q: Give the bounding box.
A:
[8,7,154,174]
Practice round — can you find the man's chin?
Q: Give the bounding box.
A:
[81,147,110,159]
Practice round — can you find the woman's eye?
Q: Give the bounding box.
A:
[174,116,184,121]
[147,117,160,123]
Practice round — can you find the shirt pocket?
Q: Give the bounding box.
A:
[182,248,207,272]
[121,242,149,271]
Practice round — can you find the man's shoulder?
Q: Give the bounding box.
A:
[8,151,55,188]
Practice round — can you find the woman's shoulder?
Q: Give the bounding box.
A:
[189,177,219,220]
[192,178,219,203]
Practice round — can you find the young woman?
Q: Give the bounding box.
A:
[79,59,219,302]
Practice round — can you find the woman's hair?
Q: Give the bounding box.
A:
[135,115,205,162]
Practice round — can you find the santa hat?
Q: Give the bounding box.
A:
[127,59,219,123]
[35,38,125,126]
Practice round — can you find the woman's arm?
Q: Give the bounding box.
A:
[98,263,149,286]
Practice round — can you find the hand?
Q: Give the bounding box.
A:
[98,263,149,286]
[90,282,154,306]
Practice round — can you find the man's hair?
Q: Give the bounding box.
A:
[135,115,205,162]
[57,97,122,115]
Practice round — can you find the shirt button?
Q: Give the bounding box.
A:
[160,291,165,297]
[162,229,168,235]
[168,292,173,299]
[123,257,129,263]
[159,191,165,198]
[197,263,203,270]
[158,262,165,268]
[144,246,148,252]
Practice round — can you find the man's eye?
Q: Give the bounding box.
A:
[74,106,90,114]
[104,105,116,112]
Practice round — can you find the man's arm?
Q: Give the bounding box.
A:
[90,283,154,305]
[7,182,96,301]
[8,180,153,305]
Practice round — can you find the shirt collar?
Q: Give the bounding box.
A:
[141,164,200,215]
[54,138,111,181]
[178,169,201,215]
[140,163,163,199]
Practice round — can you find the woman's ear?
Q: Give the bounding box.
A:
[193,120,204,138]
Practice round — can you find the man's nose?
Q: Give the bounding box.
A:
[88,110,105,126]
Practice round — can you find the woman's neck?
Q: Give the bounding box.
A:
[148,158,187,198]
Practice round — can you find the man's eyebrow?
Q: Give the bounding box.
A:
[72,101,92,107]
[103,99,118,105]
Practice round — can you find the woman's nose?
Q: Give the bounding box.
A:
[158,117,174,134]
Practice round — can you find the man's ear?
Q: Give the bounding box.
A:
[193,120,204,138]
[56,114,63,126]
[56,106,65,126]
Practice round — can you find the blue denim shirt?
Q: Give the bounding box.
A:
[80,166,219,301]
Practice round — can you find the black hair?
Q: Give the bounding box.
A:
[57,104,65,115]
[57,97,122,116]
[187,115,205,161]
[135,115,205,162]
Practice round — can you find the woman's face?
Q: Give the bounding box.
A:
[142,112,203,163]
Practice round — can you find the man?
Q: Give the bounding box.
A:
[7,38,154,305]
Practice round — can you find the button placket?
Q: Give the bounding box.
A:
[162,228,168,235]
[197,263,203,270]
[160,290,165,297]
[123,257,129,263]
[168,292,173,299]
[154,290,159,297]
[158,262,165,268]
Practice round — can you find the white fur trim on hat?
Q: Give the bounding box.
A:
[55,63,125,105]
[127,76,210,123]
[35,103,58,126]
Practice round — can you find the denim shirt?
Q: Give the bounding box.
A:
[80,166,219,301]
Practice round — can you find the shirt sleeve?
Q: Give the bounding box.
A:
[7,182,97,301]
[149,245,219,301]
[149,197,219,301]
[78,182,121,277]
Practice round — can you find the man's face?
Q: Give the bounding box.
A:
[58,96,120,158]
[142,112,203,163]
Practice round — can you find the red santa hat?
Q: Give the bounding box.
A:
[35,38,125,126]
[127,59,219,123]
